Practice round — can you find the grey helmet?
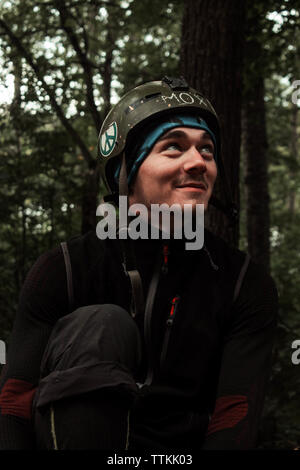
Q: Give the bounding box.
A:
[98,76,221,198]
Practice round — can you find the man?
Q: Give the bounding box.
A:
[0,77,277,450]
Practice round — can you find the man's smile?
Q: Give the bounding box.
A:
[176,181,208,192]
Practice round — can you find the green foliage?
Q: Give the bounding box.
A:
[0,102,83,336]
[114,0,182,93]
[260,44,300,450]
[0,0,183,337]
[241,1,300,449]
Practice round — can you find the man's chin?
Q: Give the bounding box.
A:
[173,198,208,211]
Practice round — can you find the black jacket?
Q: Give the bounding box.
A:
[0,229,278,449]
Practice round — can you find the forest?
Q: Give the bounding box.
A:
[0,0,299,450]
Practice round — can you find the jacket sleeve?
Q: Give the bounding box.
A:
[202,261,278,449]
[0,246,69,449]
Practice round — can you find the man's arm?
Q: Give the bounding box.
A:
[0,246,69,449]
[202,261,278,449]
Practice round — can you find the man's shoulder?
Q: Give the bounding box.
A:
[66,230,105,256]
[63,230,118,276]
[204,229,247,274]
[203,229,277,295]
[26,231,108,287]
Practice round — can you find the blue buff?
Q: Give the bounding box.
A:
[114,114,217,186]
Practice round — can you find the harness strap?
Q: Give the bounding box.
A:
[60,241,75,311]
[118,151,145,318]
[143,250,162,385]
[60,235,250,321]
[125,257,145,318]
[118,223,145,318]
[233,253,251,303]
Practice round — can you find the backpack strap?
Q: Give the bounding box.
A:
[60,241,75,311]
[233,253,251,303]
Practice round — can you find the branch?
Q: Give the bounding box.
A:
[0,17,95,168]
[55,0,102,131]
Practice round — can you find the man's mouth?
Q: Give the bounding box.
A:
[176,182,207,191]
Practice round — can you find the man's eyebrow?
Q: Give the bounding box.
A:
[156,129,214,143]
[156,130,187,143]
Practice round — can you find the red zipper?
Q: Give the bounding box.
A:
[160,295,180,368]
[167,295,180,325]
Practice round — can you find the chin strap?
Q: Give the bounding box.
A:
[119,151,129,197]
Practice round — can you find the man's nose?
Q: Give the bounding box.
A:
[182,147,207,173]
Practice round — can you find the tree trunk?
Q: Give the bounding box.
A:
[102,26,114,119]
[288,104,298,216]
[242,0,278,272]
[180,0,245,247]
[243,75,270,270]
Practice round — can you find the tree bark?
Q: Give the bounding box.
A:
[243,75,270,270]
[180,0,245,247]
[241,0,273,272]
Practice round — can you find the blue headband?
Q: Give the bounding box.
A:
[114,114,217,186]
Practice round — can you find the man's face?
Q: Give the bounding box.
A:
[128,127,217,211]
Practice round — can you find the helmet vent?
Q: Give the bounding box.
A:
[125,92,161,115]
[145,92,161,100]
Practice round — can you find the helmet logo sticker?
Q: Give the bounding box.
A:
[100,122,118,157]
[161,92,208,108]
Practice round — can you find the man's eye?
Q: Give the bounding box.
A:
[199,145,214,156]
[165,143,181,151]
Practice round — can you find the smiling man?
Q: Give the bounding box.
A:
[128,126,217,210]
[0,77,278,451]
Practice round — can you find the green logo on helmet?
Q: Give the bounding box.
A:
[100,122,118,157]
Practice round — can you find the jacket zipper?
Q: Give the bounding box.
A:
[160,295,180,368]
